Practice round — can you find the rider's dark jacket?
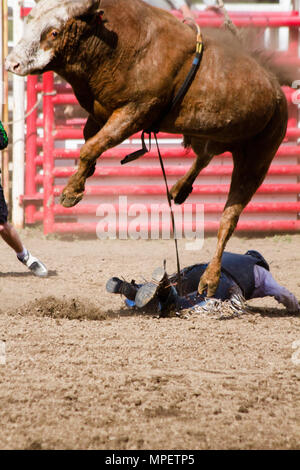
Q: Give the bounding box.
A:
[170,250,270,300]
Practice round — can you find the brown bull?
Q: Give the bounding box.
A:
[6,0,292,296]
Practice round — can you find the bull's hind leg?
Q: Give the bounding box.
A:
[170,138,223,204]
[198,99,288,297]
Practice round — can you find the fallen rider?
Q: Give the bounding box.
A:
[106,250,300,315]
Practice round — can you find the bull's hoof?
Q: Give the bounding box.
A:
[170,182,193,205]
[198,279,217,298]
[60,190,84,208]
[198,270,220,298]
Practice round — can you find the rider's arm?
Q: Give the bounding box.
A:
[251,265,300,313]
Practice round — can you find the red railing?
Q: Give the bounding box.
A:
[22,9,300,234]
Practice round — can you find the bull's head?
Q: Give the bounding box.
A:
[6,0,103,76]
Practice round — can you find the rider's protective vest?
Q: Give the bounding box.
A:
[175,251,270,300]
[221,251,269,299]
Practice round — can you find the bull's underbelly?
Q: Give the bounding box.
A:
[161,99,276,142]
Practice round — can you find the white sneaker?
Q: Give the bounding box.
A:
[19,251,48,277]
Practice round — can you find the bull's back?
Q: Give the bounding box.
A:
[164,35,282,142]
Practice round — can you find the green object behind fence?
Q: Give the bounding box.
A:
[0,121,8,150]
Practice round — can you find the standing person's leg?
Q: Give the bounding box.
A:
[0,184,48,277]
[0,222,23,253]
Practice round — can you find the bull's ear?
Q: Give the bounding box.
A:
[66,0,102,18]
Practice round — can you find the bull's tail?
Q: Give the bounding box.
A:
[204,27,299,87]
[252,49,299,87]
[215,4,298,87]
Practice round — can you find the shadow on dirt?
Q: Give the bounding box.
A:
[106,306,159,319]
[0,270,58,278]
[246,305,299,318]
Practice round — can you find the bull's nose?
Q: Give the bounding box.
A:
[5,57,21,73]
[12,62,21,73]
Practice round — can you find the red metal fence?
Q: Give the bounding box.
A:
[22,9,300,234]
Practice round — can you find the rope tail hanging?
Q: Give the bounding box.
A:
[154,133,183,296]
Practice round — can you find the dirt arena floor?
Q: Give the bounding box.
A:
[0,230,299,450]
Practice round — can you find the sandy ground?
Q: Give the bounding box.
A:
[0,230,299,450]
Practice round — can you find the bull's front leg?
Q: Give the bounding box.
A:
[60,105,142,208]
